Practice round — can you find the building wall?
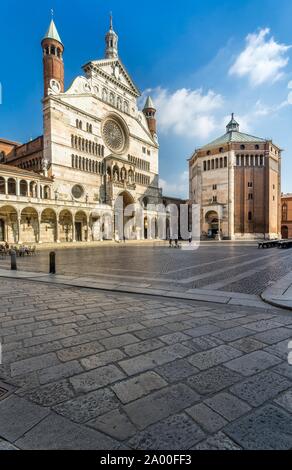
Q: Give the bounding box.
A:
[0,139,20,163]
[281,195,292,239]
[189,141,281,239]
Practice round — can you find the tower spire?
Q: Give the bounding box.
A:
[143,96,157,138]
[105,12,118,59]
[41,16,64,97]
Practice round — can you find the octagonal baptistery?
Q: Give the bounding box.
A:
[189,114,281,240]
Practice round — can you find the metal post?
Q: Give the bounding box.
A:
[10,250,17,271]
[49,251,56,274]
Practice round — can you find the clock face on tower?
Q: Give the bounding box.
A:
[102,117,128,154]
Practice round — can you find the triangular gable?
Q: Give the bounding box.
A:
[83,58,140,97]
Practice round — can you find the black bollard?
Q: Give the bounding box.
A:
[10,250,17,271]
[49,251,56,274]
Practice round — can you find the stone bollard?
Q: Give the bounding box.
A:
[49,251,56,274]
[10,250,17,271]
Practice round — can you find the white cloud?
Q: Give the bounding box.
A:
[142,87,223,139]
[229,28,291,86]
[159,171,189,198]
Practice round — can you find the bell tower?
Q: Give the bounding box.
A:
[105,13,118,59]
[143,96,157,137]
[41,17,64,97]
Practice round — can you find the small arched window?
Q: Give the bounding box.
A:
[240,144,245,150]
[282,204,288,221]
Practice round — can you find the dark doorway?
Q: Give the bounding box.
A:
[281,225,289,239]
[75,222,82,242]
[0,219,4,241]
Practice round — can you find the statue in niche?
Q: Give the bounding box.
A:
[42,158,49,177]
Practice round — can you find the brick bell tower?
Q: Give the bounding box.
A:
[41,18,64,97]
[143,96,157,138]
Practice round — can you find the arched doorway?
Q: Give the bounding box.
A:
[20,207,39,243]
[116,191,135,240]
[205,210,219,238]
[41,209,57,243]
[59,210,73,242]
[90,215,101,241]
[0,205,18,243]
[281,225,289,239]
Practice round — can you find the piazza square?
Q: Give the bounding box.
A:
[0,1,292,459]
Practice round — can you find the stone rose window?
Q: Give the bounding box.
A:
[102,116,128,154]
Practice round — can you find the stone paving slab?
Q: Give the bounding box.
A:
[225,350,282,376]
[230,371,291,406]
[128,413,205,450]
[0,395,49,442]
[15,412,122,450]
[0,277,292,450]
[225,404,292,450]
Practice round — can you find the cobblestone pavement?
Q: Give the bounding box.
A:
[0,278,292,450]
[1,243,292,296]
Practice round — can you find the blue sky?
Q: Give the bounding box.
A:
[1,0,292,197]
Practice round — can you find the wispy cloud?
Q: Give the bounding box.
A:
[141,87,223,139]
[159,171,189,198]
[229,28,291,86]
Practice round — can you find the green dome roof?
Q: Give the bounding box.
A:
[201,114,266,149]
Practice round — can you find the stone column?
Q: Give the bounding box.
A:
[86,215,90,242]
[37,212,42,243]
[16,179,20,197]
[4,177,8,195]
[37,183,41,199]
[17,214,22,244]
[55,213,60,243]
[72,214,76,242]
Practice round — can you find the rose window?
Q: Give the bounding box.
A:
[102,119,126,153]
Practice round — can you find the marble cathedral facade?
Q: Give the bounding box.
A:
[0,17,161,244]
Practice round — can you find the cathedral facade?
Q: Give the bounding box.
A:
[0,17,161,244]
[189,115,281,240]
